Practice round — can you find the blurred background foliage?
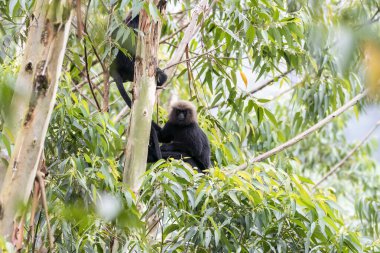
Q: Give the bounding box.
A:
[1,0,380,252]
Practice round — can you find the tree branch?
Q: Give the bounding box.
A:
[113,105,130,122]
[313,119,380,190]
[71,82,99,108]
[0,0,73,240]
[114,0,215,121]
[83,0,101,111]
[123,0,165,191]
[247,69,294,94]
[161,45,223,72]
[268,80,303,103]
[36,171,54,249]
[233,90,368,172]
[162,0,215,88]
[159,23,189,44]
[208,69,294,110]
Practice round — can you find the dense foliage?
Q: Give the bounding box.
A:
[1,0,380,252]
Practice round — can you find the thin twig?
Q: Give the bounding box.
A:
[268,81,303,103]
[76,0,83,38]
[232,90,368,172]
[313,120,380,189]
[70,72,103,91]
[113,106,130,122]
[72,83,99,108]
[162,44,223,71]
[247,69,294,94]
[355,7,380,29]
[166,7,195,16]
[160,23,190,44]
[27,180,40,246]
[185,44,193,97]
[162,41,200,55]
[208,69,294,110]
[83,31,110,111]
[83,0,101,111]
[36,171,54,250]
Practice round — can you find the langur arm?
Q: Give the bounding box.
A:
[157,123,174,143]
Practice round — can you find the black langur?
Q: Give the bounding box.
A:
[110,3,167,162]
[110,15,168,106]
[152,100,211,172]
[110,6,167,107]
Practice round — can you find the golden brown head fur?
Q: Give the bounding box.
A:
[169,100,197,125]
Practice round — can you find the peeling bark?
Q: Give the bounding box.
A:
[0,0,73,241]
[1,1,69,192]
[123,0,164,192]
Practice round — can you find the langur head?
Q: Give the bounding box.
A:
[169,100,197,126]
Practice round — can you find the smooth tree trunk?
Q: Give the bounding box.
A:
[0,0,73,241]
[0,171,4,191]
[0,2,56,192]
[123,0,163,192]
[0,151,7,190]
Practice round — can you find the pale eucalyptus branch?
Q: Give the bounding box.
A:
[159,23,190,44]
[0,0,73,240]
[162,44,223,71]
[233,90,368,172]
[162,0,216,87]
[268,81,303,103]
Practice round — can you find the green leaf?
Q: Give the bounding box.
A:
[264,108,277,126]
[163,224,179,240]
[205,229,212,248]
[228,192,240,206]
[246,25,255,45]
[256,106,264,126]
[148,2,159,22]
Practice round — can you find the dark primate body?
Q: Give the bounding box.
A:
[109,7,167,162]
[110,14,168,107]
[109,3,211,171]
[151,101,211,172]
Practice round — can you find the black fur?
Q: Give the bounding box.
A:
[110,11,167,163]
[152,101,211,172]
[110,3,211,171]
[110,15,168,109]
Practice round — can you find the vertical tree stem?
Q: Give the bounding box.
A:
[0,0,73,241]
[123,0,164,192]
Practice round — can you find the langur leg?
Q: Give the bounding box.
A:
[147,126,162,163]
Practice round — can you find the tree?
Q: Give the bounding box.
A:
[122,0,165,191]
[0,0,73,244]
[1,0,380,251]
